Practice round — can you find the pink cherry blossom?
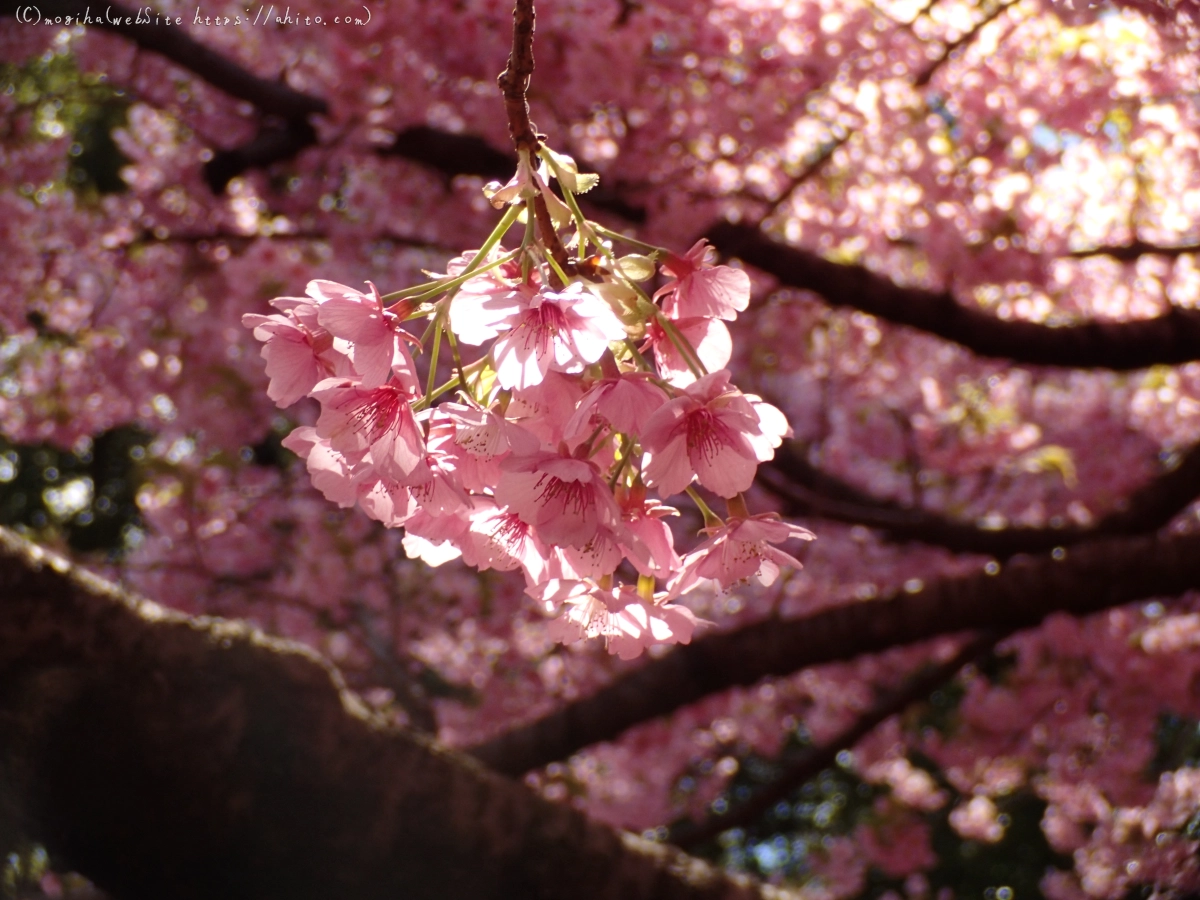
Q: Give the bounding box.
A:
[280,426,359,509]
[310,377,429,486]
[641,369,767,498]
[544,581,701,660]
[356,477,419,529]
[429,402,514,492]
[647,316,733,388]
[506,371,588,445]
[490,283,627,390]
[407,423,471,519]
[448,276,527,347]
[621,500,683,581]
[401,503,474,566]
[565,371,670,441]
[282,426,418,527]
[312,279,420,392]
[494,445,621,548]
[467,500,557,586]
[672,512,816,593]
[555,523,630,581]
[655,239,751,322]
[745,394,793,461]
[241,312,328,407]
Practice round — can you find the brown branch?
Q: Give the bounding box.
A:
[0,527,792,900]
[497,0,540,155]
[912,0,1021,87]
[669,631,1002,850]
[1064,240,1200,262]
[468,528,1200,775]
[707,221,1200,370]
[388,127,518,181]
[201,120,318,193]
[760,438,1200,558]
[495,0,572,283]
[133,226,457,253]
[385,127,648,223]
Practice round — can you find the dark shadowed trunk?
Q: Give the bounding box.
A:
[0,527,790,900]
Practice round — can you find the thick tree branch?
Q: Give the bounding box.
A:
[468,528,1200,775]
[0,527,793,900]
[761,439,1200,557]
[707,221,1200,370]
[388,126,518,181]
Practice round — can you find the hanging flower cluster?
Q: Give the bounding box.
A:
[244,147,814,659]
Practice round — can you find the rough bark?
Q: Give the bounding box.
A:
[469,529,1200,775]
[0,527,792,900]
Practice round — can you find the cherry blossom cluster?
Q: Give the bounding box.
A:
[244,147,813,658]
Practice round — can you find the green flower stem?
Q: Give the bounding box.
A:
[382,248,520,307]
[413,374,461,411]
[519,199,537,280]
[445,324,470,398]
[726,493,750,519]
[558,187,707,382]
[580,422,611,460]
[686,486,723,529]
[637,574,657,601]
[544,250,571,288]
[416,313,441,352]
[557,179,599,248]
[623,338,655,373]
[608,434,633,490]
[590,222,667,256]
[425,314,444,400]
[653,310,706,380]
[474,202,522,263]
[380,204,520,304]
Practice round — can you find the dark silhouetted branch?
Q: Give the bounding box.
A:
[468,528,1200,774]
[388,126,518,181]
[912,0,1021,87]
[707,221,1200,370]
[1064,240,1200,262]
[0,527,792,900]
[669,631,1002,850]
[386,127,648,223]
[760,439,1200,557]
[202,120,318,193]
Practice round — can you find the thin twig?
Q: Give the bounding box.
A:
[533,194,573,287]
[497,0,573,284]
[668,631,1004,850]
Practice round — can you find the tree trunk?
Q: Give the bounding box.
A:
[0,528,788,900]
